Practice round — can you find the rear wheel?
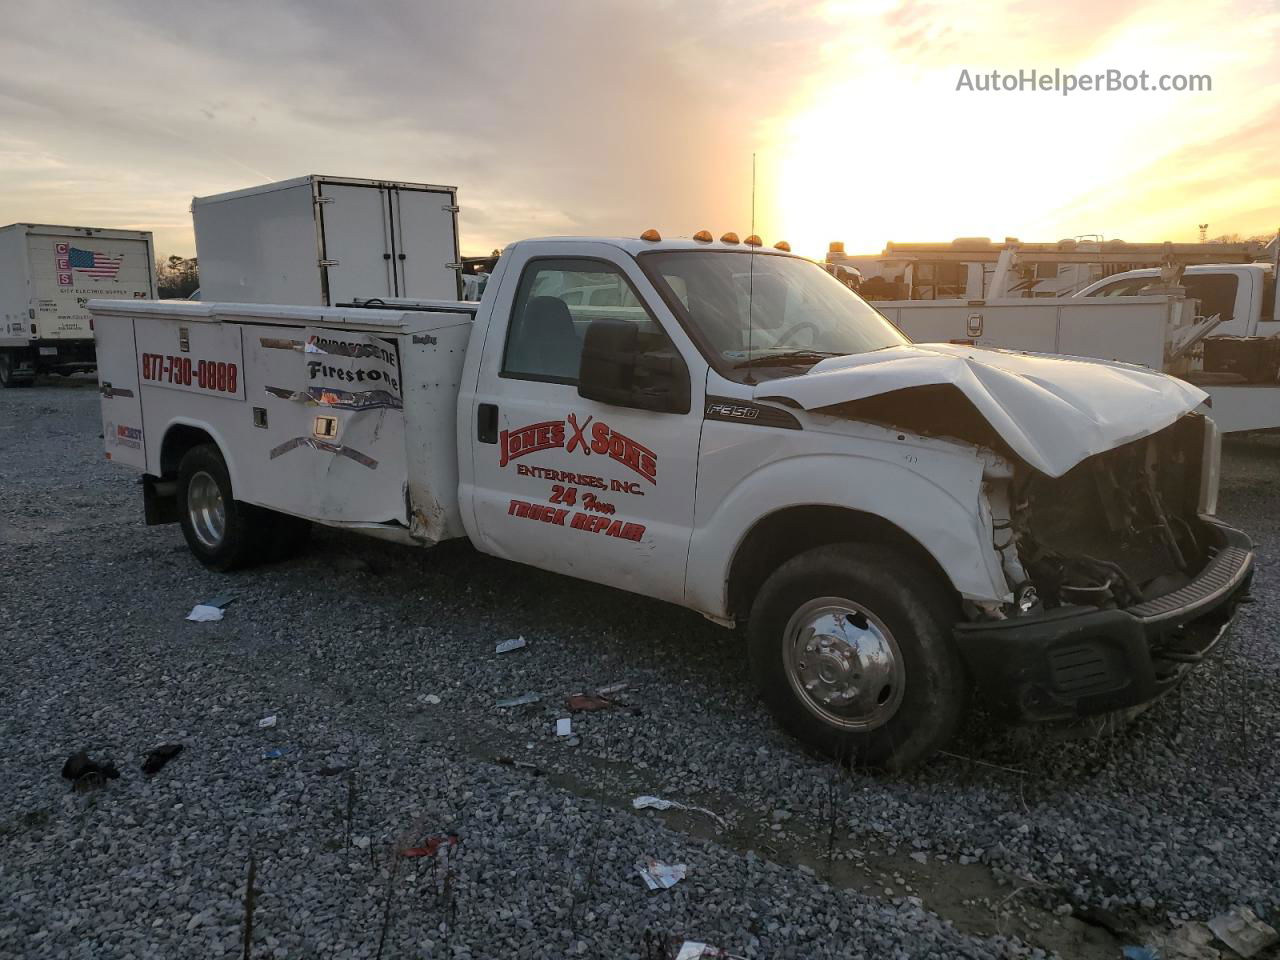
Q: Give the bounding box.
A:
[177,444,262,571]
[0,351,32,388]
[748,543,967,769]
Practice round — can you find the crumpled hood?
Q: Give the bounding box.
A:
[754,343,1207,478]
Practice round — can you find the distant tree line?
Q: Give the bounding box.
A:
[157,255,199,299]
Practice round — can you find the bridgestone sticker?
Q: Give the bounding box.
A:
[302,329,402,409]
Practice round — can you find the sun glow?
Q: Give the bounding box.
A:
[771,0,1280,259]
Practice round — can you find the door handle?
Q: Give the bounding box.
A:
[477,403,498,444]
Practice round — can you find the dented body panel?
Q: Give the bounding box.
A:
[756,343,1208,479]
[89,298,473,543]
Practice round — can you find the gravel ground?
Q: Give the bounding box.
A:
[1,379,1277,959]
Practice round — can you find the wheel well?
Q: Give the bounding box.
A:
[160,424,216,479]
[726,506,957,621]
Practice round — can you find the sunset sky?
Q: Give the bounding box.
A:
[0,0,1276,260]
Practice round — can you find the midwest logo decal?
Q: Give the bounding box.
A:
[55,242,123,286]
[499,413,657,485]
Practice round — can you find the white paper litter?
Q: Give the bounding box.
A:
[637,858,687,890]
[556,717,572,737]
[495,635,527,654]
[257,715,278,729]
[495,692,541,708]
[595,681,629,696]
[1208,906,1278,958]
[675,944,709,960]
[185,604,224,622]
[632,795,728,828]
[417,694,442,705]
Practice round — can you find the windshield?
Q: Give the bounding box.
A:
[641,251,907,380]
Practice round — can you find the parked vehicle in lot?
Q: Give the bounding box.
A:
[91,233,1254,767]
[192,175,462,307]
[880,244,1280,433]
[0,223,155,387]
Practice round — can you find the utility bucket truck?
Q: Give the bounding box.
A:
[92,233,1253,768]
[861,239,1280,433]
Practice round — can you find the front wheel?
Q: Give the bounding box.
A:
[748,543,967,769]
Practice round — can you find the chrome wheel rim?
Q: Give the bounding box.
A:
[187,470,226,549]
[783,597,906,731]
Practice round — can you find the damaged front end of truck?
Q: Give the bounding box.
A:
[759,343,1255,722]
[963,412,1254,721]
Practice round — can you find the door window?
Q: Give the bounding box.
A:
[501,258,674,384]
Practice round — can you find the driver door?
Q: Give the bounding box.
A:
[467,244,706,605]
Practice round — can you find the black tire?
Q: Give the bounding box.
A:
[748,543,967,770]
[0,352,30,388]
[176,444,263,571]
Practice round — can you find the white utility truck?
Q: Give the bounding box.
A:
[875,241,1280,432]
[0,223,155,387]
[1074,262,1280,432]
[192,175,462,307]
[92,234,1254,767]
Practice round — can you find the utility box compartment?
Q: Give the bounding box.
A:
[192,175,461,307]
[1202,336,1280,384]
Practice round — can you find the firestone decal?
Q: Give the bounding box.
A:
[499,413,657,484]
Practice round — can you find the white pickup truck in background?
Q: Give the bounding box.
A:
[1074,262,1280,432]
[92,234,1254,767]
[875,244,1280,433]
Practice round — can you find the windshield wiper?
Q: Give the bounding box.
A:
[732,350,843,369]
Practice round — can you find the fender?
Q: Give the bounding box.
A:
[685,450,1009,619]
[155,415,242,497]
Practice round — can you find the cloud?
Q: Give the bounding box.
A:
[0,0,1274,259]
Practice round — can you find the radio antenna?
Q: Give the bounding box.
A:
[745,152,757,385]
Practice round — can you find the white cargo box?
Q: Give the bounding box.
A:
[192,175,462,308]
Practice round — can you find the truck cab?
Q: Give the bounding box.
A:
[1076,263,1279,339]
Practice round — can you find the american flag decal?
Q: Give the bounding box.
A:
[68,246,123,280]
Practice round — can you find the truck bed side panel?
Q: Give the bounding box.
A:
[399,316,473,542]
[882,298,1180,370]
[95,313,147,471]
[237,323,408,525]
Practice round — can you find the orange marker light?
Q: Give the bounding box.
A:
[745,235,762,247]
[773,240,791,252]
[640,228,662,242]
[720,232,740,244]
[692,230,713,243]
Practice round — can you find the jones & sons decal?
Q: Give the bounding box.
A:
[499,413,657,484]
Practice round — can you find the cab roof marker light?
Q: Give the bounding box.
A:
[640,228,662,242]
[692,230,713,243]
[744,235,762,247]
[774,240,791,252]
[720,232,740,244]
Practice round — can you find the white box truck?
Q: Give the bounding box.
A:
[90,233,1253,768]
[0,223,155,387]
[192,175,462,307]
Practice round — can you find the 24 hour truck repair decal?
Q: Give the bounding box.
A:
[499,414,658,484]
[506,499,645,542]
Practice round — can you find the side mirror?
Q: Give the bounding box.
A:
[578,318,690,414]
